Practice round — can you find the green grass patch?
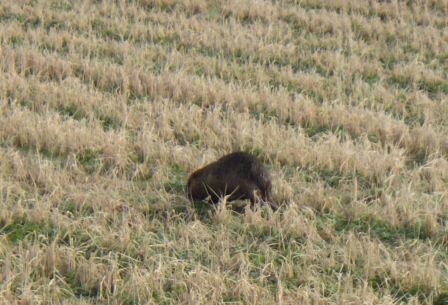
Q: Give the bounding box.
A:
[91,18,121,41]
[96,46,125,65]
[294,58,333,77]
[334,216,433,244]
[58,104,121,131]
[58,104,87,120]
[15,143,63,161]
[367,133,381,144]
[319,169,344,188]
[369,274,440,304]
[403,44,420,55]
[386,74,448,98]
[0,217,58,243]
[75,149,102,174]
[191,200,218,223]
[59,228,100,259]
[7,35,24,46]
[50,2,74,11]
[252,108,280,123]
[434,292,448,305]
[402,109,426,127]
[222,294,246,304]
[151,278,194,305]
[40,36,70,54]
[163,163,187,193]
[406,146,431,166]
[137,0,178,13]
[304,125,330,138]
[58,200,95,217]
[362,72,381,85]
[44,18,67,32]
[379,53,400,70]
[302,167,344,188]
[99,114,121,130]
[387,75,413,90]
[64,270,100,298]
[224,10,267,25]
[417,79,448,97]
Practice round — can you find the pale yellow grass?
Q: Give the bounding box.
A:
[0,0,447,304]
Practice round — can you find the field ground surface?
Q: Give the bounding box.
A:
[0,0,447,304]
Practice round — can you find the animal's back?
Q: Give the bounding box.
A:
[216,152,271,193]
[187,152,272,204]
[213,152,259,175]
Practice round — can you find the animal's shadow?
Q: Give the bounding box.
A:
[191,199,250,220]
[149,197,246,223]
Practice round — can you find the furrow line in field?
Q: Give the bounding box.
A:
[1,48,446,162]
[2,1,446,72]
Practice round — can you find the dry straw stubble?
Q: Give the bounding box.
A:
[0,0,447,304]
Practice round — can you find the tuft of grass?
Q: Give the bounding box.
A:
[369,274,439,304]
[58,104,86,121]
[417,79,448,97]
[0,217,58,244]
[99,114,120,130]
[334,216,434,244]
[58,200,95,218]
[8,35,24,46]
[91,18,121,41]
[75,149,102,174]
[387,75,413,90]
[163,163,187,193]
[304,125,330,138]
[302,167,344,188]
[434,292,448,305]
[64,270,100,298]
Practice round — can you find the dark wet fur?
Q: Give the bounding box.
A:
[187,152,272,206]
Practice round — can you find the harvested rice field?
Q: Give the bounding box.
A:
[0,0,447,304]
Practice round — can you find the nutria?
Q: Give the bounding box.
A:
[187,152,273,207]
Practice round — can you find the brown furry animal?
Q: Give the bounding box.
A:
[187,152,273,206]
